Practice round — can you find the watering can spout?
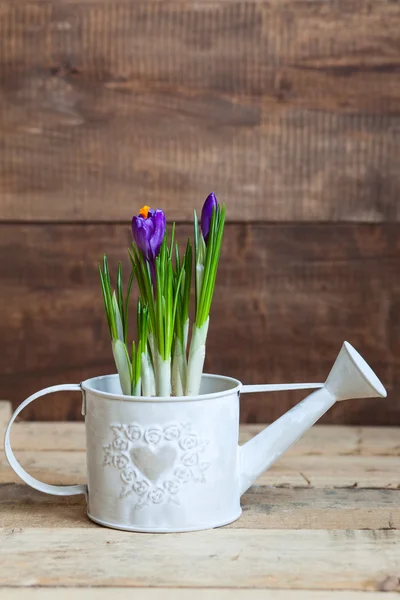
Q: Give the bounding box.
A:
[238,342,387,496]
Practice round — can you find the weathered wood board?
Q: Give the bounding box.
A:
[0,591,399,600]
[2,485,400,530]
[0,1,399,222]
[0,401,399,595]
[0,527,399,590]
[2,451,399,488]
[1,223,399,424]
[0,592,397,600]
[6,421,400,454]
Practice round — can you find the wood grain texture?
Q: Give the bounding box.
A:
[1,415,399,594]
[2,405,399,492]
[0,222,399,423]
[0,1,399,222]
[4,412,400,455]
[1,591,399,600]
[3,450,399,488]
[0,527,399,589]
[0,401,11,427]
[239,425,400,456]
[2,484,400,530]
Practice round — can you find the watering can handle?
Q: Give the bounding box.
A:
[241,382,324,393]
[4,384,88,497]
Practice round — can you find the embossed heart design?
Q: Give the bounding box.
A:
[131,445,177,483]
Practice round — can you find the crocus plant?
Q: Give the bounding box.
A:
[99,194,226,397]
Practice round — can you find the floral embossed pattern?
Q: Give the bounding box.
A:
[103,422,210,508]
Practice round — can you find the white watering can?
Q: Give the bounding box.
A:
[4,341,386,532]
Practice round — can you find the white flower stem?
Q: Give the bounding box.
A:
[112,293,124,342]
[172,319,189,396]
[112,339,132,396]
[156,352,171,397]
[185,317,209,396]
[148,332,156,360]
[196,263,204,304]
[183,318,189,351]
[141,351,156,396]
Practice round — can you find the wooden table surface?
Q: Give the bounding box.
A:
[0,399,399,598]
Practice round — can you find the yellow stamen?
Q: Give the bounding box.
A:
[139,205,150,219]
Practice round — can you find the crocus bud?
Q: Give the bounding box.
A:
[201,192,218,244]
[132,206,166,261]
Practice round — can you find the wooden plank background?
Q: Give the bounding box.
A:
[0,0,399,422]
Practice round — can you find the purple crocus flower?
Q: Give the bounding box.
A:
[132,206,166,289]
[132,206,166,262]
[201,192,218,243]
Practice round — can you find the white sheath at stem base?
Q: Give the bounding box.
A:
[172,319,189,397]
[156,353,172,397]
[186,318,209,396]
[172,341,185,396]
[112,339,132,396]
[141,352,156,396]
[132,379,141,397]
